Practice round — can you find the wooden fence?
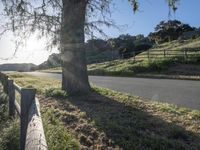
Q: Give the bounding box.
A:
[0,72,48,150]
[132,48,200,61]
[88,48,200,64]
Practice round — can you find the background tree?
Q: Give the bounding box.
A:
[0,0,180,95]
[85,39,117,63]
[108,34,153,59]
[149,20,194,44]
[115,34,135,58]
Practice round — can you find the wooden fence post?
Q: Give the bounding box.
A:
[164,49,166,58]
[184,49,188,60]
[25,98,48,150]
[2,75,8,94]
[20,88,36,150]
[133,51,136,62]
[148,49,150,61]
[8,79,15,117]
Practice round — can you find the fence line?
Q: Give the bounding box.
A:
[88,48,200,64]
[0,72,48,150]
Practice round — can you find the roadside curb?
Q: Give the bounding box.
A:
[134,74,200,81]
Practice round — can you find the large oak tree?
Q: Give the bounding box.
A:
[0,0,179,95]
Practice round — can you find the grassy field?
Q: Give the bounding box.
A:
[39,38,200,77]
[3,72,200,150]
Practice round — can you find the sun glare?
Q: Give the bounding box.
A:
[0,33,59,65]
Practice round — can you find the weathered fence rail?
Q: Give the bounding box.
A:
[0,72,48,150]
[89,48,200,64]
[128,48,200,61]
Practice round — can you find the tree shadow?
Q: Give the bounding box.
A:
[50,91,200,150]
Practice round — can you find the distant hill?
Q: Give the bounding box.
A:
[36,53,61,70]
[35,48,119,70]
[0,63,36,71]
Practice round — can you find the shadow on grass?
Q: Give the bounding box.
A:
[48,91,200,150]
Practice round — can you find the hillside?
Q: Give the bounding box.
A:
[135,37,200,60]
[36,53,61,70]
[39,38,200,77]
[88,38,200,76]
[35,46,119,70]
[35,34,155,70]
[0,63,36,71]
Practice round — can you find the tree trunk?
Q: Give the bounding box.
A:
[61,0,90,95]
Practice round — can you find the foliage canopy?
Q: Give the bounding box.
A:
[149,20,194,43]
[0,0,180,50]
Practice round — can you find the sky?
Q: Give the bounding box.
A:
[0,0,200,65]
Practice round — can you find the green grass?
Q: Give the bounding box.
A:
[136,38,200,59]
[40,58,188,76]
[0,85,19,150]
[88,58,172,75]
[0,121,20,150]
[42,108,79,150]
[5,72,200,150]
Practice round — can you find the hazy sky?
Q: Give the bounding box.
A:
[0,0,200,65]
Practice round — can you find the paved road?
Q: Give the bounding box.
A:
[25,72,200,110]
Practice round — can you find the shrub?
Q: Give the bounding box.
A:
[45,88,68,99]
[0,121,20,150]
[0,87,19,150]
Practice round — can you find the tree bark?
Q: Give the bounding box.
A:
[61,0,90,95]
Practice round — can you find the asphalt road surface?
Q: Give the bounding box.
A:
[25,72,200,110]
